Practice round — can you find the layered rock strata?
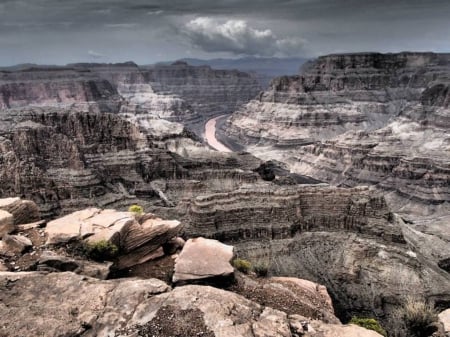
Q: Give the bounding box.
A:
[0,61,261,216]
[0,61,261,129]
[184,185,450,327]
[227,52,449,145]
[225,52,450,222]
[141,61,261,125]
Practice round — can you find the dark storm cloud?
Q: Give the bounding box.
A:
[0,0,449,65]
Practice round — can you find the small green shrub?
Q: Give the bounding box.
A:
[349,317,387,336]
[232,258,252,274]
[128,204,143,215]
[398,298,438,337]
[84,240,119,261]
[252,262,269,277]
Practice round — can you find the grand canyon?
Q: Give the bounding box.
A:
[0,51,448,337]
[0,1,449,336]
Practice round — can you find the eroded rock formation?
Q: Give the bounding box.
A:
[184,184,450,327]
[225,53,450,214]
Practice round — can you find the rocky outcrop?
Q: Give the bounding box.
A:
[0,234,32,254]
[0,197,40,236]
[0,197,40,226]
[0,271,382,337]
[231,274,339,324]
[44,207,182,269]
[0,210,14,237]
[37,251,112,279]
[173,237,234,284]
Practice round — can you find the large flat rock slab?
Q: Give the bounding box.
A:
[45,208,135,245]
[0,271,169,337]
[173,237,234,284]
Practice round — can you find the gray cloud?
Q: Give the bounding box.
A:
[183,17,307,57]
[104,23,139,29]
[0,0,448,65]
[88,50,105,59]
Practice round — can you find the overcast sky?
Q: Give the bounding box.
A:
[0,0,449,65]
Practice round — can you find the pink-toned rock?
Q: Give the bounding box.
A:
[45,208,135,245]
[173,237,234,284]
[45,208,101,244]
[2,234,32,254]
[0,210,14,237]
[270,277,334,311]
[123,217,182,253]
[439,309,450,336]
[0,197,40,225]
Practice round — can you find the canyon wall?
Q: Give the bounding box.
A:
[225,52,450,217]
[0,61,262,216]
[183,184,450,327]
[142,61,261,126]
[0,61,261,129]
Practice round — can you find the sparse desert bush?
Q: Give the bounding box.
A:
[232,258,252,274]
[128,204,143,215]
[349,317,387,336]
[84,240,119,262]
[252,261,269,277]
[396,297,438,337]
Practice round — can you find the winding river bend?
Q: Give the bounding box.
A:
[204,114,233,152]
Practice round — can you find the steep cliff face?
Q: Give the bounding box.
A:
[0,107,175,216]
[141,61,261,122]
[227,52,449,145]
[225,52,450,217]
[0,105,268,218]
[0,62,263,216]
[0,67,121,112]
[183,185,450,328]
[0,61,261,130]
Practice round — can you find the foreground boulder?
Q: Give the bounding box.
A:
[172,237,234,284]
[0,271,382,337]
[0,197,40,226]
[0,209,14,237]
[44,208,182,269]
[116,216,182,269]
[0,234,32,255]
[230,273,341,325]
[45,208,134,245]
[439,309,450,336]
